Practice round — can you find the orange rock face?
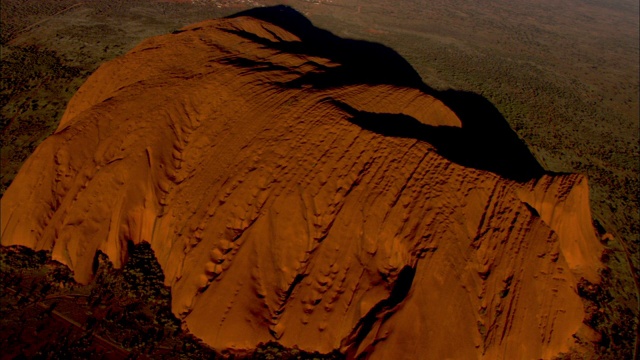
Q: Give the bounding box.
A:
[1,6,603,359]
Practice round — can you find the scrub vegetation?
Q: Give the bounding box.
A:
[0,245,344,359]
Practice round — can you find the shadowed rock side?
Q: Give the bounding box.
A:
[1,6,603,360]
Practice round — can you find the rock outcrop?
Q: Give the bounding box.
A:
[1,6,603,359]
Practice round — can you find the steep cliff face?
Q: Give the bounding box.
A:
[0,6,603,359]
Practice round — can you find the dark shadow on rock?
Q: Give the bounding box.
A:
[341,265,416,358]
[227,5,425,89]
[430,91,545,181]
[332,100,544,182]
[227,5,545,182]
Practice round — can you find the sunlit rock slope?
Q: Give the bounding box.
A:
[0,6,604,359]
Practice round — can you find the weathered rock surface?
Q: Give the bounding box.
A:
[1,6,603,359]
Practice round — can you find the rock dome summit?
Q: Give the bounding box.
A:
[1,6,605,359]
